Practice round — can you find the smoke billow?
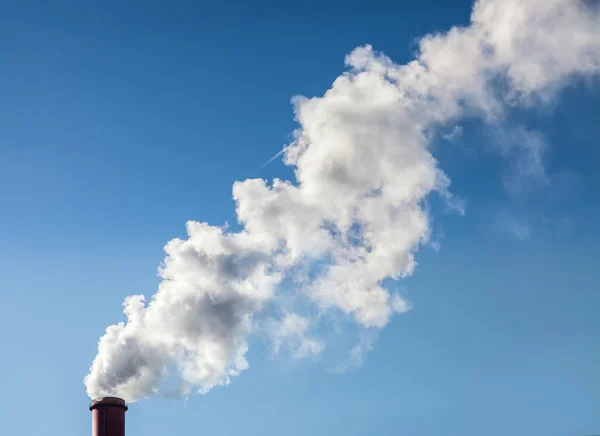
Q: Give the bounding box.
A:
[85,0,600,403]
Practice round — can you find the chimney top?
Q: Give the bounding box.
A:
[89,397,128,411]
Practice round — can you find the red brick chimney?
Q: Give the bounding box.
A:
[90,397,128,436]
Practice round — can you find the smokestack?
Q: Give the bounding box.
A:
[90,397,128,436]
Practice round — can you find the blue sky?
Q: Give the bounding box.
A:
[1,1,599,435]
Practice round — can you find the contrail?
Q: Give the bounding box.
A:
[259,141,296,170]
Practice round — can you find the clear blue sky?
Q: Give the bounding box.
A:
[1,1,599,435]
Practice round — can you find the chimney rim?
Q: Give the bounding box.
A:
[89,396,128,411]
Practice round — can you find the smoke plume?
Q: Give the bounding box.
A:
[85,0,600,403]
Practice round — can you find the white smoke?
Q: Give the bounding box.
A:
[85,0,600,403]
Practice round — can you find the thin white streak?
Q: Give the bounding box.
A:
[259,141,296,169]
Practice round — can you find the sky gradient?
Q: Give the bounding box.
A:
[1,1,599,435]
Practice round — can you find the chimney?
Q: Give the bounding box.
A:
[90,397,128,436]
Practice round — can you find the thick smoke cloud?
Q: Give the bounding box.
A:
[85,0,600,403]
